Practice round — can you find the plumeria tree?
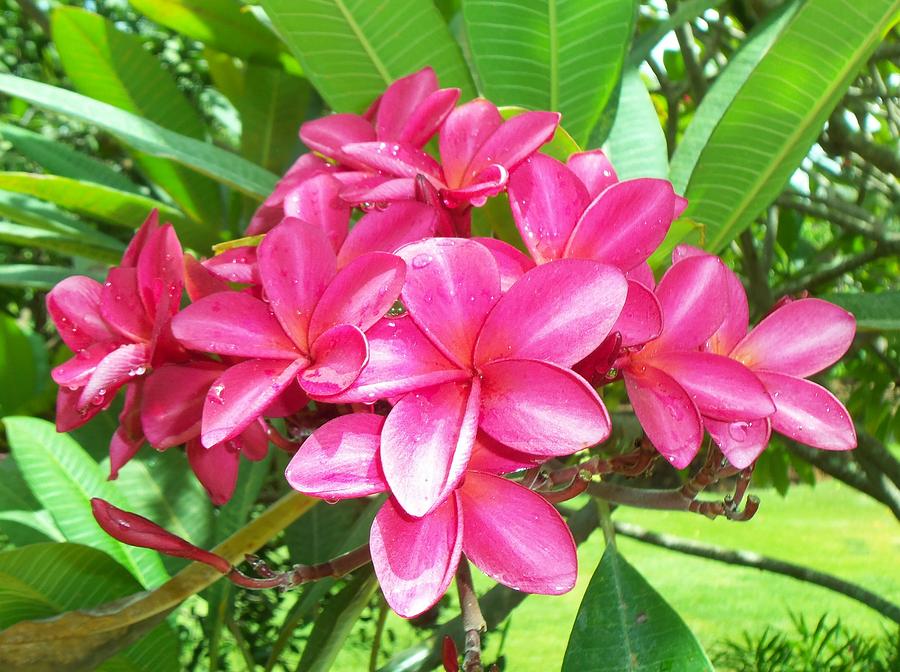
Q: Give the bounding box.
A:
[0,1,897,671]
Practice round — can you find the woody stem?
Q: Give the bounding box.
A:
[456,556,486,672]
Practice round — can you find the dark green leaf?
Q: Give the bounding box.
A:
[464,0,634,144]
[260,0,475,113]
[562,545,712,671]
[0,314,38,416]
[0,265,78,290]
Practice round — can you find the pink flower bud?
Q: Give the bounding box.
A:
[91,498,231,574]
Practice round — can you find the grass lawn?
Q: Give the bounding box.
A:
[475,479,900,670]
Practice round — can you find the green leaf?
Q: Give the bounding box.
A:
[668,0,898,254]
[0,265,78,290]
[602,68,668,179]
[0,123,140,193]
[0,491,315,672]
[296,568,379,672]
[0,222,122,264]
[128,0,289,66]
[823,292,900,332]
[0,314,38,417]
[51,6,223,234]
[3,417,169,588]
[562,545,713,671]
[0,543,180,672]
[463,0,635,144]
[0,172,193,236]
[629,0,726,66]
[0,74,278,199]
[259,0,475,113]
[208,54,309,172]
[0,459,64,547]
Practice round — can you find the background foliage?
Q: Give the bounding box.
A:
[0,0,897,670]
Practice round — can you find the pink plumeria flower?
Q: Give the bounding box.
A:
[171,218,406,448]
[340,100,559,232]
[48,211,184,473]
[505,152,687,351]
[669,248,857,466]
[320,237,627,517]
[618,254,776,468]
[285,414,577,617]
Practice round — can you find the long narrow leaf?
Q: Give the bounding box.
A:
[603,69,668,180]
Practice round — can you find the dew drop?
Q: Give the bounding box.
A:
[209,383,226,404]
[412,253,433,269]
[728,421,750,442]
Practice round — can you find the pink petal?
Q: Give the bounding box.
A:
[399,88,460,147]
[479,359,610,456]
[187,438,239,505]
[508,155,590,263]
[757,372,857,451]
[237,420,270,461]
[137,223,183,319]
[627,262,655,290]
[101,268,152,342]
[121,210,158,268]
[338,175,417,205]
[672,245,748,354]
[299,324,368,397]
[565,179,678,272]
[624,366,703,468]
[52,342,118,387]
[46,276,115,351]
[567,149,618,199]
[337,202,438,268]
[109,381,145,479]
[613,280,662,347]
[201,358,305,447]
[203,247,260,285]
[261,380,308,418]
[471,237,536,292]
[258,218,337,353]
[142,362,223,449]
[171,292,299,359]
[78,343,149,410]
[341,141,442,180]
[650,254,727,352]
[109,430,143,481]
[370,496,462,618]
[460,472,576,594]
[308,252,406,343]
[706,417,771,469]
[285,413,387,498]
[468,432,542,474]
[467,111,560,179]
[475,259,627,368]
[322,316,468,404]
[653,351,775,421]
[282,173,351,253]
[396,238,500,369]
[381,379,480,517]
[300,113,376,167]
[439,99,504,189]
[376,67,439,140]
[440,164,508,209]
[184,254,229,301]
[731,299,856,378]
[56,385,106,432]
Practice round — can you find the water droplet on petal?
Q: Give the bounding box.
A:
[412,253,433,269]
[209,384,226,404]
[728,421,750,442]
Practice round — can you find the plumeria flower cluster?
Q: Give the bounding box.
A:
[50,67,857,620]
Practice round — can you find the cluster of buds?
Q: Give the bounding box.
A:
[49,68,857,619]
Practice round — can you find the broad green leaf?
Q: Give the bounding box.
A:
[52,7,223,234]
[260,0,476,113]
[824,292,900,332]
[0,265,77,290]
[603,68,668,179]
[0,172,193,240]
[296,568,378,672]
[463,0,635,144]
[3,417,169,588]
[0,491,315,672]
[0,222,122,264]
[0,123,140,193]
[629,0,726,65]
[207,54,308,172]
[0,314,38,416]
[668,0,898,254]
[128,0,290,67]
[562,545,712,671]
[0,74,278,198]
[0,543,180,672]
[0,459,64,546]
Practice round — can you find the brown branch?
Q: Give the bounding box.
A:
[668,1,708,100]
[822,112,900,177]
[613,520,900,624]
[456,557,486,672]
[231,544,371,590]
[778,240,900,296]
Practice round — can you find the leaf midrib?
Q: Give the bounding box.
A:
[332,0,392,85]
